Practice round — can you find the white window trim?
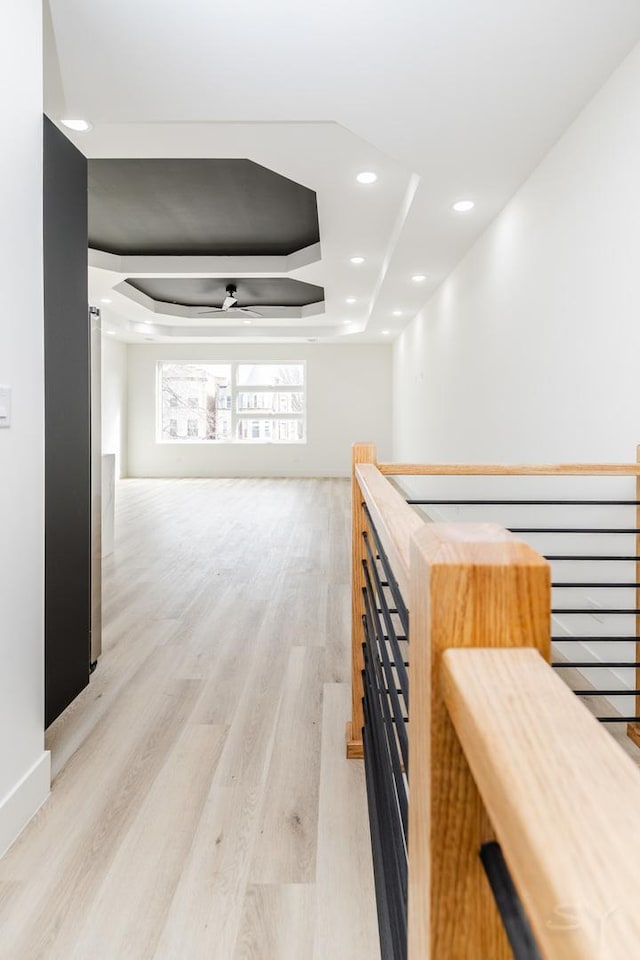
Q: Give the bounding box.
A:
[156,360,307,445]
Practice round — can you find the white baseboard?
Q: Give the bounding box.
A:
[126,470,351,479]
[0,751,51,859]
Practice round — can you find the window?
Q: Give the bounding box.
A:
[234,363,305,443]
[158,362,306,444]
[236,364,304,387]
[236,391,304,413]
[159,364,232,441]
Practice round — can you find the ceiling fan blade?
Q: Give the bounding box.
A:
[196,303,263,319]
[222,295,238,310]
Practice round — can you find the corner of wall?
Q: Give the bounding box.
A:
[121,341,130,479]
[0,0,47,861]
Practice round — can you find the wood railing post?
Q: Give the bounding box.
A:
[629,443,640,747]
[407,523,551,960]
[346,442,376,759]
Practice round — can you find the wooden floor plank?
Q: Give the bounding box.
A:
[0,478,379,960]
[313,684,381,960]
[66,724,227,960]
[234,884,316,960]
[1,673,203,958]
[249,646,325,884]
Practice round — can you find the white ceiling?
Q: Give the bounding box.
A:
[46,0,640,343]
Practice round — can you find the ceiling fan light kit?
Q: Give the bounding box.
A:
[222,285,239,309]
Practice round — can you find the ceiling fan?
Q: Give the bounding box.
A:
[196,284,263,319]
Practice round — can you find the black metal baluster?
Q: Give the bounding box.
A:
[480,842,543,960]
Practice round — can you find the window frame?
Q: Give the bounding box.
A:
[156,360,307,445]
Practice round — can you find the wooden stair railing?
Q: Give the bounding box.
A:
[346,442,376,760]
[349,445,640,758]
[348,443,640,960]
[443,647,640,960]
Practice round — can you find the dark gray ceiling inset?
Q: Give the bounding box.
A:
[125,277,324,308]
[88,159,320,256]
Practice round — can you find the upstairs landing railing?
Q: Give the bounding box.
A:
[347,443,640,960]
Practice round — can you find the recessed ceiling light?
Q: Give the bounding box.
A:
[350,256,365,265]
[61,118,92,133]
[382,330,391,336]
[392,310,402,317]
[346,297,356,304]
[343,320,352,325]
[412,274,427,283]
[100,297,112,304]
[105,330,115,336]
[356,171,377,185]
[243,320,252,325]
[143,320,153,325]
[452,199,475,213]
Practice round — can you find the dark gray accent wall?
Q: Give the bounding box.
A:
[88,159,320,256]
[43,116,91,727]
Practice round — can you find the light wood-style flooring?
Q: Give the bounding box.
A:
[0,478,380,960]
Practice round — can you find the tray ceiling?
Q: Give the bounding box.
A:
[88,158,319,257]
[125,277,324,309]
[50,0,640,341]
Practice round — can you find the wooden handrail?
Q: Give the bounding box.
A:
[356,463,423,601]
[348,442,640,959]
[636,445,640,746]
[442,647,640,960]
[378,462,640,476]
[347,442,377,759]
[347,451,426,758]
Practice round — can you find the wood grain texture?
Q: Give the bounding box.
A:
[630,444,640,747]
[378,462,640,476]
[67,723,228,960]
[407,523,550,960]
[249,646,324,884]
[442,647,640,960]
[314,684,380,960]
[0,478,378,960]
[355,462,424,602]
[348,443,376,758]
[234,884,316,960]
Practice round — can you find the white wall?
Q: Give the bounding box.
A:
[392,41,640,711]
[102,334,128,478]
[394,41,640,465]
[127,342,392,477]
[0,0,50,856]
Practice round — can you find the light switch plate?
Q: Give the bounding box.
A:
[0,385,11,428]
